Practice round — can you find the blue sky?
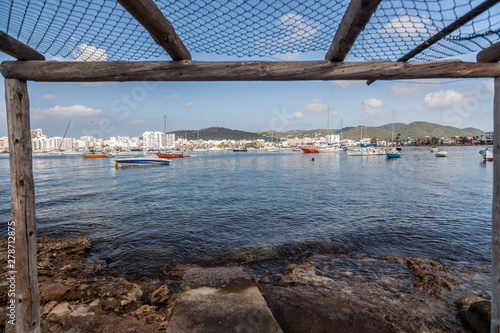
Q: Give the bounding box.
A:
[0,50,494,139]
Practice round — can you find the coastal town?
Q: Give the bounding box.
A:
[0,127,494,153]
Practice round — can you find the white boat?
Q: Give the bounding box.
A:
[115,154,170,166]
[318,146,340,153]
[192,148,208,152]
[346,147,385,156]
[480,148,493,161]
[435,150,448,157]
[267,148,281,152]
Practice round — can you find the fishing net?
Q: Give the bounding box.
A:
[1,0,499,61]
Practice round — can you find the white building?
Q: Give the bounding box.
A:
[143,131,175,149]
[325,134,340,144]
[485,132,493,144]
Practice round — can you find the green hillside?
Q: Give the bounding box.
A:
[462,127,485,136]
[170,127,265,141]
[397,121,478,139]
[378,123,407,132]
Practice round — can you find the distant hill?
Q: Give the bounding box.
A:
[268,121,484,141]
[170,127,266,141]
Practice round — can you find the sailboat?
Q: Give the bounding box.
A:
[318,108,340,153]
[347,103,384,156]
[386,110,401,159]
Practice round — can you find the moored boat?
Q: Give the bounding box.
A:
[346,147,385,156]
[302,146,319,153]
[435,150,448,157]
[318,146,340,153]
[480,148,493,161]
[83,150,112,158]
[386,148,402,159]
[115,154,170,166]
[233,148,247,152]
[157,153,184,158]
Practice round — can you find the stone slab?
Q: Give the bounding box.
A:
[167,267,282,333]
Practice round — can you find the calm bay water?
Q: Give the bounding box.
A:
[0,147,493,275]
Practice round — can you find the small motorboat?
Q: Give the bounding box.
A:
[435,150,448,157]
[115,154,170,167]
[233,148,247,152]
[386,148,402,158]
[302,146,319,153]
[430,147,438,153]
[157,153,184,158]
[480,148,493,161]
[318,146,340,153]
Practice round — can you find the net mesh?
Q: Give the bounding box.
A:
[0,0,499,62]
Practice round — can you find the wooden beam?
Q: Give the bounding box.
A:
[2,60,500,82]
[325,0,382,62]
[0,31,45,61]
[5,79,40,333]
[367,0,500,85]
[493,76,500,333]
[477,42,500,63]
[117,0,191,61]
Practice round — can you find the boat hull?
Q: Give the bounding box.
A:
[302,147,319,153]
[157,153,183,158]
[115,158,170,166]
[480,149,493,161]
[83,154,107,158]
[347,148,385,156]
[318,147,340,153]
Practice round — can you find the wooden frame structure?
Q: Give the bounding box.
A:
[0,0,499,332]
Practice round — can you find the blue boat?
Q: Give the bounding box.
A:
[386,149,402,159]
[115,154,170,167]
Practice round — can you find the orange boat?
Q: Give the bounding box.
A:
[83,153,107,158]
[301,147,319,153]
[157,153,184,158]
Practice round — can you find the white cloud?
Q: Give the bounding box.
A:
[331,81,364,89]
[424,89,465,110]
[165,93,180,99]
[288,112,305,120]
[51,55,66,61]
[304,99,330,114]
[185,102,194,107]
[83,82,106,87]
[32,104,102,117]
[390,83,425,99]
[129,119,146,125]
[42,94,56,99]
[363,98,384,116]
[281,52,300,60]
[378,15,435,38]
[74,44,108,61]
[329,111,338,117]
[278,14,319,41]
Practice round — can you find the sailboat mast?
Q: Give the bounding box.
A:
[360,102,364,142]
[164,115,167,148]
[327,108,330,134]
[391,109,395,146]
[340,118,343,141]
[71,114,73,151]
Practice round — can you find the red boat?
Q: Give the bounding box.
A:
[157,153,184,158]
[301,147,319,153]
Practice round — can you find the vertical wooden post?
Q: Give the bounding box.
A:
[493,76,500,333]
[5,79,40,333]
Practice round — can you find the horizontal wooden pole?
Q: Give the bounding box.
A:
[2,60,500,82]
[0,31,45,61]
[117,0,191,61]
[325,0,382,62]
[477,42,500,63]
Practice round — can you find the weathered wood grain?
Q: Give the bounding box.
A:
[0,31,45,61]
[2,60,500,82]
[493,77,500,333]
[117,0,191,61]
[325,0,382,62]
[5,79,40,333]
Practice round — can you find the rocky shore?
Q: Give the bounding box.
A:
[0,236,491,332]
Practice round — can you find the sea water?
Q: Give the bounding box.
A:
[0,146,492,275]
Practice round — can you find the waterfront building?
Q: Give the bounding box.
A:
[485,132,494,144]
[325,134,340,144]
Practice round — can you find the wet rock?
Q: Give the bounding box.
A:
[260,285,397,333]
[280,264,332,286]
[384,256,457,298]
[37,235,92,258]
[40,282,71,302]
[457,295,491,333]
[149,285,170,305]
[182,266,253,290]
